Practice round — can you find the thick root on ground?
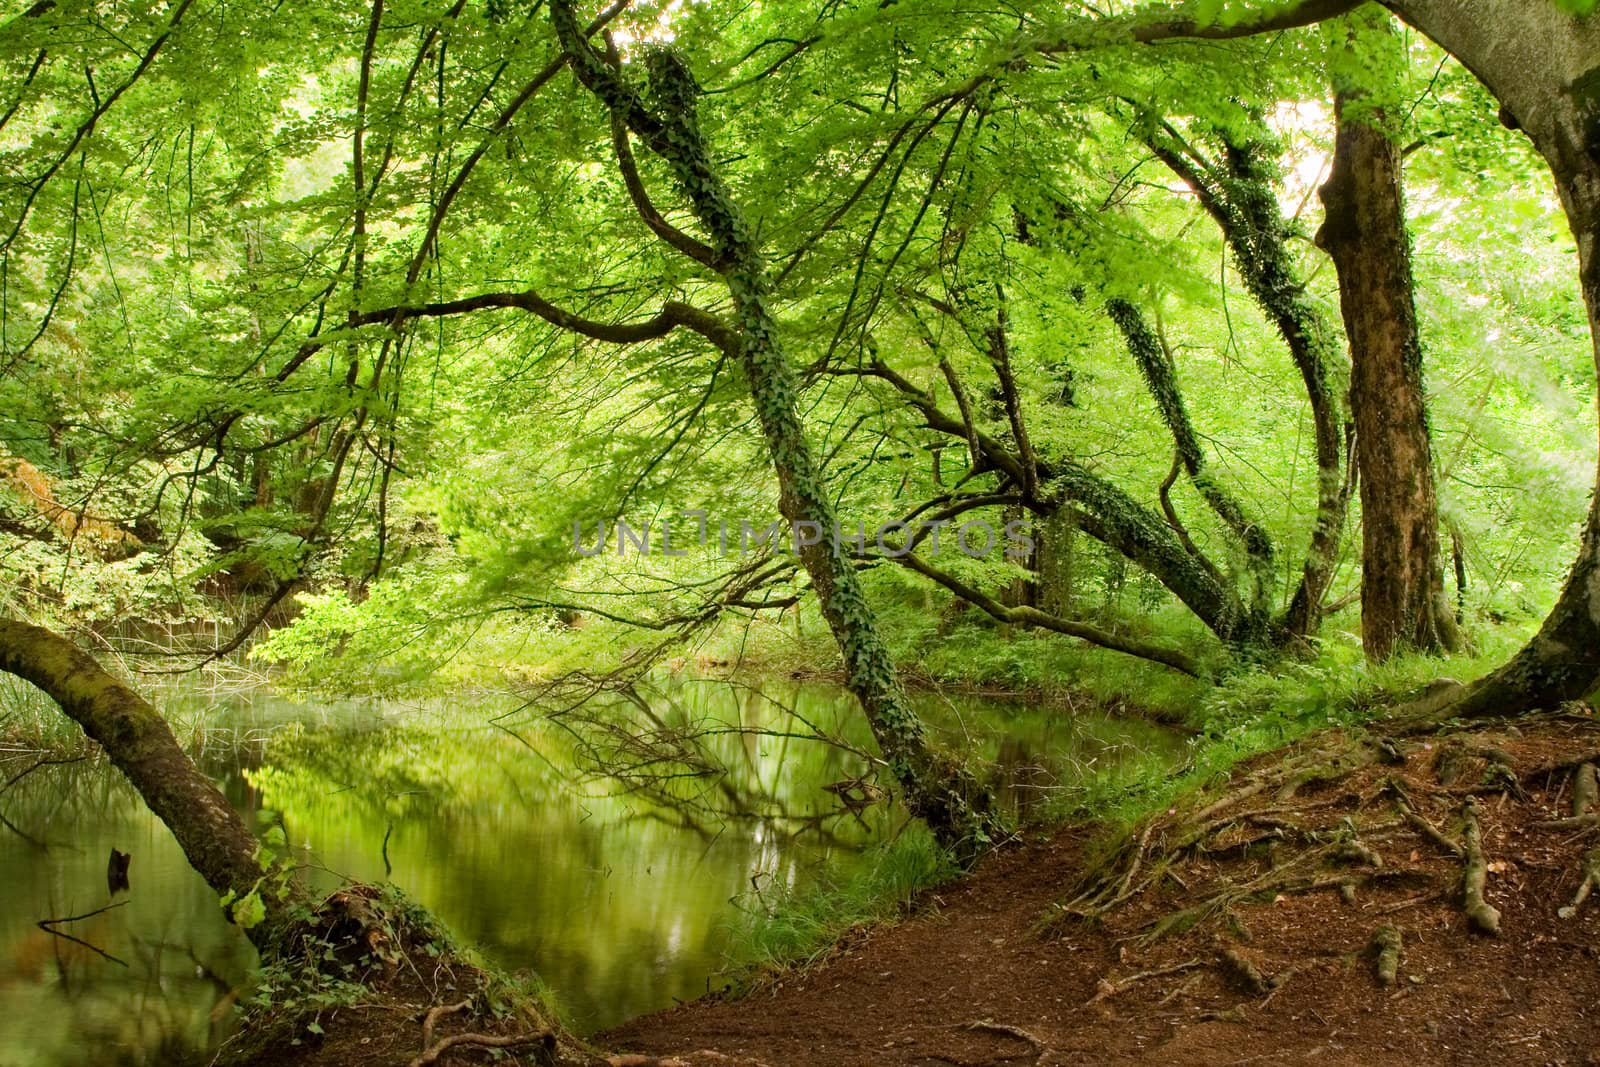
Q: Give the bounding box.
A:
[1572,762,1597,817]
[1216,945,1274,995]
[1370,925,1402,986]
[1558,846,1600,920]
[406,998,556,1067]
[1536,762,1600,829]
[1459,797,1502,935]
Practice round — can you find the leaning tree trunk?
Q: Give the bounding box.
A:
[1107,297,1276,617]
[1378,0,1600,714]
[549,0,997,854]
[0,618,289,946]
[1146,129,1351,643]
[1317,9,1461,661]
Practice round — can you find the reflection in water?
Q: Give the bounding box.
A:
[0,760,258,1067]
[0,677,1181,1064]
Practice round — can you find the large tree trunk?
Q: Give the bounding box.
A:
[1375,0,1600,715]
[549,0,997,854]
[1317,11,1460,661]
[1035,510,1078,618]
[0,618,287,946]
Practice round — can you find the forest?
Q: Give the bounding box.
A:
[1,0,1599,1063]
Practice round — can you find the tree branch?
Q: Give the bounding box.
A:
[893,553,1202,676]
[610,111,726,270]
[346,288,736,351]
[1038,0,1360,54]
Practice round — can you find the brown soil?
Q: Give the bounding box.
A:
[601,715,1600,1067]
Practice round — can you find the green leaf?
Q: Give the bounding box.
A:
[234,889,267,930]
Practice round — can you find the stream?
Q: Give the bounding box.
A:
[0,676,1182,1066]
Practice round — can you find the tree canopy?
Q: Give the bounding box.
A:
[3,0,1600,840]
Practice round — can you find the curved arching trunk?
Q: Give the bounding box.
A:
[1379,0,1600,713]
[1144,128,1351,643]
[0,618,290,948]
[549,0,999,855]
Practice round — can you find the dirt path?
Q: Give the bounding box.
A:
[603,718,1600,1067]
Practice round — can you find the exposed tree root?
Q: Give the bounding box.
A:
[963,1019,1048,1056]
[1432,740,1525,798]
[1216,945,1274,995]
[1076,823,1157,914]
[606,1056,764,1067]
[1391,789,1463,858]
[1458,797,1501,935]
[1572,762,1597,817]
[1557,846,1600,920]
[1030,723,1600,1037]
[1185,780,1270,827]
[1520,748,1600,783]
[1086,958,1205,1005]
[418,1000,470,1051]
[1370,925,1402,986]
[408,1017,553,1067]
[1375,890,1443,914]
[1333,841,1383,868]
[1536,762,1600,829]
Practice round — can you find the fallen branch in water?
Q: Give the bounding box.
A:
[37,900,130,968]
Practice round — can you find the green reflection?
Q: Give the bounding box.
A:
[0,677,1181,1062]
[0,762,257,1067]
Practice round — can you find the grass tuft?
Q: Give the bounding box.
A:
[727,825,960,979]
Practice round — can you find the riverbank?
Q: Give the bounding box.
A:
[13,647,1591,1066]
[602,711,1600,1067]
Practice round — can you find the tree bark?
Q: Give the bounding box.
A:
[1035,510,1078,618]
[549,0,998,854]
[0,618,287,946]
[1377,0,1600,714]
[1317,12,1460,661]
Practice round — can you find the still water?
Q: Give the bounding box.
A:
[0,677,1180,1065]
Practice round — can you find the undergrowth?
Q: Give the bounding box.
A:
[220,884,564,1065]
[725,825,960,980]
[1042,630,1524,831]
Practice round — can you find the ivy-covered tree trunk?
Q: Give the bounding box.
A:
[1228,144,1351,646]
[1107,297,1275,618]
[1035,510,1078,618]
[1381,0,1600,714]
[1318,12,1460,661]
[549,0,996,854]
[1000,502,1037,611]
[0,618,289,947]
[1146,130,1350,644]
